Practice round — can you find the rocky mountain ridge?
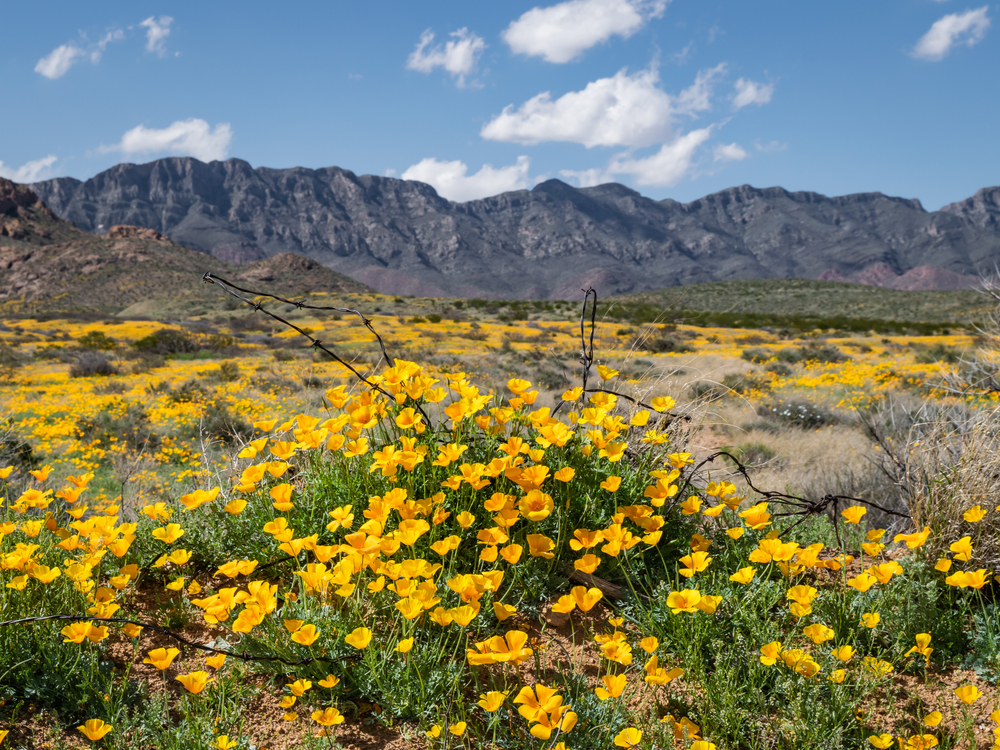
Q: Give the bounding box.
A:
[0,177,369,315]
[31,158,1000,298]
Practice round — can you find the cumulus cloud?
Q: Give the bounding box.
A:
[401,156,532,202]
[605,127,712,187]
[140,15,174,56]
[481,64,723,149]
[732,77,773,109]
[98,119,232,162]
[502,0,667,63]
[0,155,59,183]
[406,28,486,87]
[34,44,87,79]
[713,143,747,162]
[912,6,990,60]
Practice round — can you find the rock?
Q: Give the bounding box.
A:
[106,225,166,241]
[541,604,571,628]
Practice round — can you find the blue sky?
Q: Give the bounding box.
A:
[1,1,996,209]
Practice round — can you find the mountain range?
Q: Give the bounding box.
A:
[29,157,1000,299]
[0,177,368,316]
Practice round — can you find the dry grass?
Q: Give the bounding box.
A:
[866,402,1000,570]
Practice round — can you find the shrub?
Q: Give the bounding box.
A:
[721,372,772,395]
[688,380,726,401]
[77,330,117,350]
[426,313,443,324]
[217,361,240,382]
[913,343,962,364]
[0,343,24,382]
[132,329,200,355]
[182,402,253,445]
[69,352,118,378]
[79,402,159,451]
[765,398,841,429]
[794,344,850,363]
[765,360,794,376]
[741,347,774,363]
[641,331,694,354]
[733,441,779,467]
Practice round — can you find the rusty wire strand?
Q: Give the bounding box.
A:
[672,449,910,547]
[202,271,435,432]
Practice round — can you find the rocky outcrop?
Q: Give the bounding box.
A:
[31,159,1000,298]
[107,225,167,241]
[819,263,981,291]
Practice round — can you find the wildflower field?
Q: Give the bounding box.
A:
[1,283,999,750]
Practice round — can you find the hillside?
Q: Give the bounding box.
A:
[32,157,1000,299]
[0,178,370,316]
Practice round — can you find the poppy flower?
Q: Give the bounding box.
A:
[666,589,702,614]
[345,627,372,649]
[77,719,112,741]
[954,684,982,704]
[861,612,880,628]
[614,728,642,747]
[729,566,756,585]
[312,707,345,726]
[291,624,320,646]
[595,673,627,700]
[841,506,867,524]
[759,641,782,665]
[176,671,214,694]
[478,690,507,712]
[963,504,986,522]
[143,647,180,670]
[286,679,312,697]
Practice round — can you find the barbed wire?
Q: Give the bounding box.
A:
[202,272,435,431]
[673,449,910,548]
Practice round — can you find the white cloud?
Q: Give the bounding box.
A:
[912,6,990,61]
[98,119,232,162]
[606,127,712,186]
[140,15,174,56]
[34,43,86,79]
[713,142,747,162]
[559,168,610,187]
[0,155,59,183]
[406,28,486,87]
[732,77,773,109]
[673,63,726,116]
[755,139,788,153]
[502,0,667,63]
[401,156,532,201]
[482,64,722,149]
[90,29,125,63]
[671,40,695,65]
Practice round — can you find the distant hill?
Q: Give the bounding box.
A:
[0,178,369,316]
[31,157,1000,299]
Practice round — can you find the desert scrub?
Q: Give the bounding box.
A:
[0,307,999,748]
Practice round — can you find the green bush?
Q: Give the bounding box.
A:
[77,330,117,350]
